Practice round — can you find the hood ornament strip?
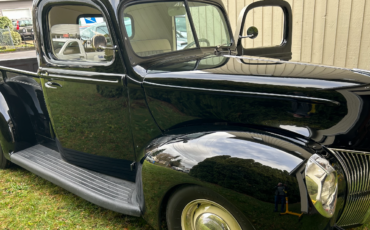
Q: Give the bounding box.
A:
[144,81,340,106]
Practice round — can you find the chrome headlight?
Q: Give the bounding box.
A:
[305,154,338,218]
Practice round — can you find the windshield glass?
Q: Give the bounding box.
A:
[122,1,230,57]
[187,2,230,48]
[123,1,195,57]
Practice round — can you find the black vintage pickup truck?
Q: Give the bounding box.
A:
[0,0,369,229]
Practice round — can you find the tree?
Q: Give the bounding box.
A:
[2,31,21,46]
[0,16,21,46]
[0,16,13,30]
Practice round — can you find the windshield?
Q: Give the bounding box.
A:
[187,2,230,48]
[122,1,230,57]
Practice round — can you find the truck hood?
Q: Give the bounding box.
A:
[140,54,370,150]
[141,54,370,85]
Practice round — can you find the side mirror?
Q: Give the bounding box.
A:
[234,0,292,61]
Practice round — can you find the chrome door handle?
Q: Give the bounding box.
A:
[45,81,62,89]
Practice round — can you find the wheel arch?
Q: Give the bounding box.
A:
[0,81,39,159]
[157,183,197,230]
[140,125,344,230]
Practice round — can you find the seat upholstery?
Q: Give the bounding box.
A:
[130,39,171,57]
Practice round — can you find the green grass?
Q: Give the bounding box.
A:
[0,48,16,53]
[0,165,153,230]
[0,43,34,53]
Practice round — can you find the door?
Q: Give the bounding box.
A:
[39,3,136,181]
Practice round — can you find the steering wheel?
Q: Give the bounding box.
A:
[184,38,210,49]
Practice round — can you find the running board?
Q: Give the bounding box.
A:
[10,145,141,217]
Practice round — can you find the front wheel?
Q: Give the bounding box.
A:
[166,186,253,230]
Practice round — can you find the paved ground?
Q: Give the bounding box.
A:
[0,50,36,60]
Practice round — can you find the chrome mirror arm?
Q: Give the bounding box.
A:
[239,34,254,39]
[99,45,118,51]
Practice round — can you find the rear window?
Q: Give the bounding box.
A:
[48,5,115,63]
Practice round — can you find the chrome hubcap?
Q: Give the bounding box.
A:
[181,199,242,230]
[196,213,230,230]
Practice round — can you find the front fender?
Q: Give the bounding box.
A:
[141,126,346,230]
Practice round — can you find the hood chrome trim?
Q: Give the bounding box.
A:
[144,81,340,106]
[329,148,370,227]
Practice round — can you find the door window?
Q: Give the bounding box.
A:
[48,5,114,63]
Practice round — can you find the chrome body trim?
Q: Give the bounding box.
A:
[39,67,125,78]
[224,55,352,71]
[0,65,39,77]
[329,148,370,227]
[40,73,122,84]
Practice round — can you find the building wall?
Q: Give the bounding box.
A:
[222,0,370,70]
[0,1,32,17]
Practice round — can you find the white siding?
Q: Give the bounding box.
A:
[0,1,32,18]
[222,0,370,70]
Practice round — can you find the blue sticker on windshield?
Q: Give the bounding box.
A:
[85,18,97,24]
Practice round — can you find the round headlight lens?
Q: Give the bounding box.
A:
[305,154,338,218]
[322,172,336,204]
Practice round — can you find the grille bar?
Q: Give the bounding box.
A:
[330,148,370,227]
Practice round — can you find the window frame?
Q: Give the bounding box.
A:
[42,1,116,67]
[118,0,233,66]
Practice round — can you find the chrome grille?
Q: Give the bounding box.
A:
[329,148,370,227]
